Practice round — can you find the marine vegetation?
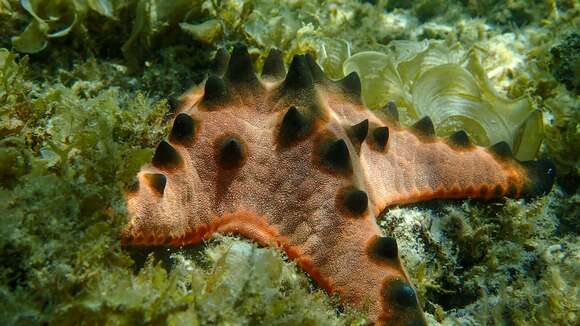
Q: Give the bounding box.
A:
[343,40,543,160]
[0,0,579,325]
[550,32,579,95]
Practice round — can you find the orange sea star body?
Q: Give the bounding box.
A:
[123,45,555,325]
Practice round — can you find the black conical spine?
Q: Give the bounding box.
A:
[448,130,471,148]
[412,116,435,138]
[383,101,399,122]
[280,106,307,145]
[169,113,196,145]
[152,141,182,169]
[219,137,246,170]
[338,72,362,98]
[489,141,513,159]
[283,55,314,90]
[304,53,325,82]
[321,139,351,173]
[521,159,556,197]
[226,44,257,83]
[343,187,368,215]
[144,173,167,195]
[211,48,230,76]
[348,119,369,147]
[372,126,389,151]
[369,236,398,260]
[262,49,286,79]
[384,280,420,308]
[204,75,228,103]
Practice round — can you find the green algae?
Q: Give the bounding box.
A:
[10,0,134,53]
[0,0,579,325]
[343,41,543,160]
[53,237,365,325]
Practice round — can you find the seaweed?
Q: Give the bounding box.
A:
[10,0,133,54]
[343,41,543,160]
[0,0,579,325]
[54,238,365,325]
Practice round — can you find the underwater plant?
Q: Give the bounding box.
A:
[1,0,578,325]
[10,0,125,53]
[343,40,544,161]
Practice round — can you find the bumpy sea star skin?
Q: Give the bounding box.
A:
[123,45,555,325]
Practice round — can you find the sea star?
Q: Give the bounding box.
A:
[123,44,555,325]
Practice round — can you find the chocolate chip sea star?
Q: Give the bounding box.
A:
[123,45,555,325]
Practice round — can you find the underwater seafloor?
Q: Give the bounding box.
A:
[0,1,578,325]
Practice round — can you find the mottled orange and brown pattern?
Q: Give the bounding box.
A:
[123,45,555,325]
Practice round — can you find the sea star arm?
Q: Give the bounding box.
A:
[359,121,556,213]
[355,113,556,216]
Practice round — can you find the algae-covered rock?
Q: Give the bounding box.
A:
[550,32,580,95]
[544,90,580,180]
[382,191,579,326]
